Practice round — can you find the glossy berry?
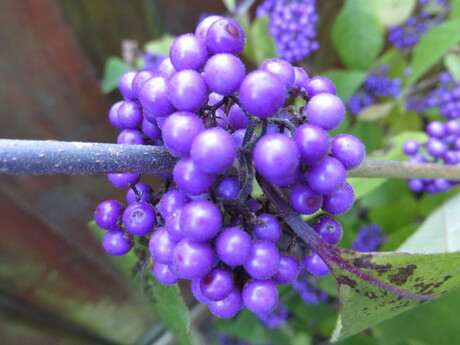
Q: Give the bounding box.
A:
[208,288,243,318]
[313,216,343,245]
[162,111,203,157]
[306,93,345,130]
[139,76,175,117]
[117,101,143,129]
[169,34,208,71]
[271,255,300,285]
[190,127,237,174]
[195,15,224,41]
[126,183,152,204]
[253,214,282,243]
[149,227,177,264]
[216,227,252,266]
[290,183,323,215]
[117,129,144,145]
[200,268,234,301]
[102,230,133,256]
[203,53,246,95]
[156,57,176,78]
[402,139,420,156]
[239,70,287,118]
[180,200,222,241]
[141,118,162,140]
[94,200,124,231]
[132,70,155,99]
[205,17,245,55]
[304,76,336,97]
[261,59,295,90]
[107,173,140,189]
[118,71,137,100]
[173,157,215,196]
[292,67,309,96]
[168,70,208,112]
[158,188,189,220]
[123,202,157,236]
[153,262,179,285]
[191,278,209,303]
[304,252,330,276]
[216,176,239,199]
[322,182,355,215]
[293,124,330,165]
[331,134,365,170]
[306,157,346,195]
[244,241,280,280]
[242,280,278,314]
[108,101,124,129]
[253,134,300,186]
[171,238,215,279]
[165,209,185,242]
[228,104,249,130]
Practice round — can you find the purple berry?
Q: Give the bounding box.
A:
[107,173,140,189]
[261,59,295,90]
[253,134,300,186]
[426,138,447,157]
[272,255,300,285]
[253,214,282,243]
[117,100,143,129]
[322,182,355,215]
[149,227,177,264]
[132,70,155,99]
[242,280,278,314]
[216,227,252,266]
[108,101,124,129]
[117,129,144,145]
[306,93,345,130]
[139,76,175,117]
[191,278,209,303]
[165,208,185,242]
[195,15,224,41]
[126,183,152,204]
[102,230,133,256]
[306,157,346,195]
[290,183,323,215]
[94,200,124,231]
[173,157,215,196]
[291,67,309,96]
[228,104,249,130]
[170,34,208,71]
[190,127,237,174]
[171,238,215,279]
[203,53,246,95]
[162,111,204,157]
[180,200,222,241]
[313,216,343,245]
[200,268,234,301]
[402,139,420,156]
[208,288,243,318]
[123,201,157,236]
[216,176,239,199]
[305,76,336,97]
[239,70,287,118]
[205,18,245,55]
[168,70,208,112]
[156,57,176,78]
[141,118,162,140]
[118,71,137,100]
[331,134,365,170]
[293,123,330,165]
[158,188,189,220]
[304,252,330,276]
[426,121,445,138]
[244,241,280,280]
[153,262,179,285]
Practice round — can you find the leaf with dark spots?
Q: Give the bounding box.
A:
[330,250,460,342]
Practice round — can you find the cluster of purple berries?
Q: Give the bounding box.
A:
[94,15,365,319]
[348,65,401,115]
[388,0,448,49]
[352,223,385,252]
[407,72,460,119]
[256,0,319,63]
[403,117,460,193]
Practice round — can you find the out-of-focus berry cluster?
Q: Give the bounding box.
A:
[256,0,319,63]
[348,65,401,115]
[93,14,365,320]
[388,0,449,49]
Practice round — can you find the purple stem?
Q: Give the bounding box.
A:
[257,174,436,301]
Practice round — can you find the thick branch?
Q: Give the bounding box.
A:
[0,139,176,175]
[1,139,460,180]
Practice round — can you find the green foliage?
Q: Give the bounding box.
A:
[144,34,176,56]
[321,70,367,101]
[370,0,417,27]
[101,57,131,93]
[332,0,384,69]
[242,16,277,66]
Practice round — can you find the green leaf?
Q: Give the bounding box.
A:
[371,131,428,161]
[101,57,131,93]
[144,34,176,56]
[444,52,460,80]
[372,287,460,345]
[406,21,460,86]
[370,0,416,27]
[321,70,367,101]
[357,102,394,121]
[450,0,460,20]
[249,16,277,65]
[398,192,460,254]
[332,0,384,69]
[89,221,194,345]
[221,0,236,13]
[348,177,386,200]
[329,250,460,342]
